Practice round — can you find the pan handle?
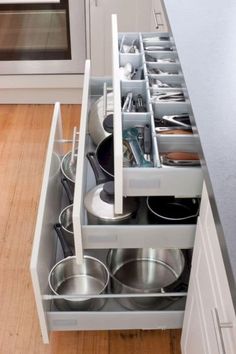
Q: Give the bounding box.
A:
[61,177,74,204]
[87,152,110,185]
[54,223,73,258]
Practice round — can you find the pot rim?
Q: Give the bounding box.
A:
[48,255,110,302]
[95,135,114,178]
[59,204,74,235]
[60,151,76,184]
[106,249,185,293]
[146,197,199,221]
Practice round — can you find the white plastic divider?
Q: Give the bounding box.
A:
[112,14,123,214]
[73,60,91,264]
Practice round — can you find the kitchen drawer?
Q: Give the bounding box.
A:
[73,60,197,255]
[30,63,194,343]
[112,15,203,213]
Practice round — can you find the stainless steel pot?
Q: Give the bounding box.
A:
[58,204,74,248]
[60,127,79,199]
[49,224,109,311]
[106,248,185,310]
[85,153,139,225]
[88,86,113,145]
[84,179,138,225]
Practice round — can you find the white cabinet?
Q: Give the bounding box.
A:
[89,0,169,76]
[181,183,236,354]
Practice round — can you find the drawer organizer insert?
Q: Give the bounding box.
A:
[111,17,203,210]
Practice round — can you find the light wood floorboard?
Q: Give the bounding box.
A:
[0,104,181,354]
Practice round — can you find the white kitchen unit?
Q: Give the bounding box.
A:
[181,183,236,354]
[89,0,169,76]
[30,15,203,344]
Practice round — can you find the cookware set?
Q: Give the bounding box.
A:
[48,33,201,313]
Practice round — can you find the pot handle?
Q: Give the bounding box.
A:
[54,223,73,258]
[87,152,109,185]
[61,177,73,204]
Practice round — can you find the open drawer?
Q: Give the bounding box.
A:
[30,62,196,343]
[30,100,190,344]
[73,60,197,255]
[111,15,203,214]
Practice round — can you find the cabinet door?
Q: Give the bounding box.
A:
[181,184,236,354]
[90,0,153,76]
[151,0,169,32]
[182,220,220,353]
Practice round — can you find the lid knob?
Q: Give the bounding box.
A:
[100,181,114,204]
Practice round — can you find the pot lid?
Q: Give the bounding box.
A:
[61,151,77,182]
[84,181,138,222]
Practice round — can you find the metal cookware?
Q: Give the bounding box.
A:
[85,153,139,225]
[88,83,113,145]
[58,204,74,248]
[106,248,185,310]
[147,196,199,224]
[60,127,79,196]
[161,152,200,167]
[155,127,192,135]
[49,224,109,311]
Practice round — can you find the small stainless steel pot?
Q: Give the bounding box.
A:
[49,224,109,311]
[60,150,77,194]
[58,204,74,248]
[106,248,185,310]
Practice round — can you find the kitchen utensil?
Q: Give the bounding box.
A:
[143,36,170,42]
[148,67,178,75]
[152,91,185,101]
[161,152,200,166]
[149,78,181,88]
[135,94,146,112]
[144,46,173,51]
[85,153,139,225]
[155,114,191,128]
[147,196,199,224]
[49,224,109,311]
[88,84,113,145]
[106,248,185,310]
[60,127,79,195]
[155,127,192,135]
[123,128,153,167]
[145,53,175,63]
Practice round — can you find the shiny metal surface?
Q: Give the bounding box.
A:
[107,248,185,310]
[59,204,74,247]
[48,255,109,311]
[84,184,138,224]
[61,150,77,183]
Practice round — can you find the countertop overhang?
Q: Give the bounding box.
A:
[164,0,236,308]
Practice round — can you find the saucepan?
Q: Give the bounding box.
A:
[85,152,139,225]
[147,196,199,224]
[106,248,185,310]
[49,224,109,311]
[60,127,79,198]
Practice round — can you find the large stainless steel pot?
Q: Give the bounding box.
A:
[106,248,185,310]
[49,224,109,311]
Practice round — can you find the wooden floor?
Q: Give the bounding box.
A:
[0,105,182,354]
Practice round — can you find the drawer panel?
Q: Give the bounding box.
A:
[47,310,184,331]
